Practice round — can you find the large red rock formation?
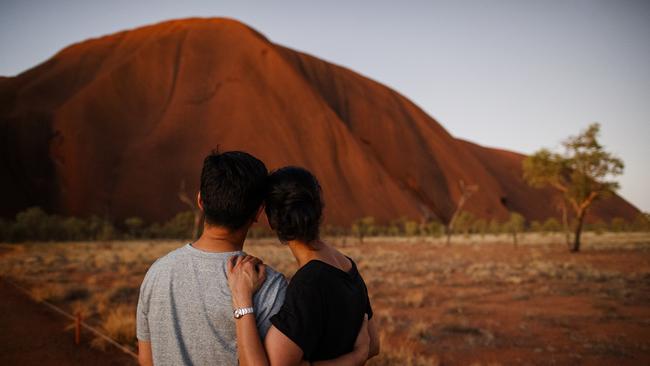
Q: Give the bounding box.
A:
[0,18,640,225]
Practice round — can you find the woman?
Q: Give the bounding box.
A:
[227,167,380,365]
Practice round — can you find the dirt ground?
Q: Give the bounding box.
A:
[0,264,137,365]
[0,232,649,365]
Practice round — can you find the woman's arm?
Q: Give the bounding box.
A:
[227,255,370,366]
[307,314,370,366]
[367,317,380,359]
[264,318,369,366]
[227,255,271,366]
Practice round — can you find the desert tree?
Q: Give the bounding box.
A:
[523,123,623,252]
[446,180,478,245]
[505,212,525,246]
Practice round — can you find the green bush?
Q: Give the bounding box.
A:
[542,218,562,233]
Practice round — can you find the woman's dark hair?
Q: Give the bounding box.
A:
[265,167,323,243]
[200,150,268,230]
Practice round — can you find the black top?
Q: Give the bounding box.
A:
[270,257,373,361]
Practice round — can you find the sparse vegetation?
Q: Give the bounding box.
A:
[1,207,647,244]
[1,234,649,364]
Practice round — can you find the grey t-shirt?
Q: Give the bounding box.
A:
[136,244,287,365]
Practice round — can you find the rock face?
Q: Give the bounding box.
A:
[0,18,640,225]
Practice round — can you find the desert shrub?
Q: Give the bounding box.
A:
[351,216,376,242]
[0,218,11,242]
[159,211,195,239]
[421,220,444,237]
[96,220,117,241]
[529,220,543,232]
[472,218,488,237]
[488,218,503,234]
[504,212,525,245]
[542,217,562,232]
[61,217,87,240]
[586,220,607,234]
[383,223,400,236]
[124,217,144,238]
[7,210,126,242]
[610,217,628,232]
[145,222,163,238]
[403,220,420,236]
[631,213,650,232]
[453,211,475,235]
[322,224,347,237]
[85,215,106,238]
[14,207,48,240]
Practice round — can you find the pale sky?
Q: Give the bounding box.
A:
[1,0,649,211]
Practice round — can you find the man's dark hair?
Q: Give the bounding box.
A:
[200,150,268,230]
[265,166,323,243]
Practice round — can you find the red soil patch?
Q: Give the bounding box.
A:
[0,278,137,365]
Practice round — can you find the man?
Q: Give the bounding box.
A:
[137,150,370,366]
[137,151,287,365]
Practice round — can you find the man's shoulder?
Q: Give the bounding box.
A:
[255,265,287,301]
[142,245,190,279]
[262,265,288,290]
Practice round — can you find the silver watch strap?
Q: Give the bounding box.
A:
[234,306,255,318]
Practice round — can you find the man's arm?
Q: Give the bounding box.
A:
[138,340,153,366]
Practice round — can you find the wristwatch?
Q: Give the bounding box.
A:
[233,306,254,319]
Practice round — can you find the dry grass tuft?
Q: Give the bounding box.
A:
[95,304,136,347]
[29,283,67,302]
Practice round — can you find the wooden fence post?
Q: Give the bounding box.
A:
[75,312,81,345]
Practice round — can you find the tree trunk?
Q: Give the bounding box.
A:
[572,210,586,252]
[445,226,452,245]
[561,202,571,250]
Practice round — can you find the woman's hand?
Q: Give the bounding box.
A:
[227,255,267,308]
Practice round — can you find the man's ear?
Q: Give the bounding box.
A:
[197,191,204,211]
[253,205,264,223]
